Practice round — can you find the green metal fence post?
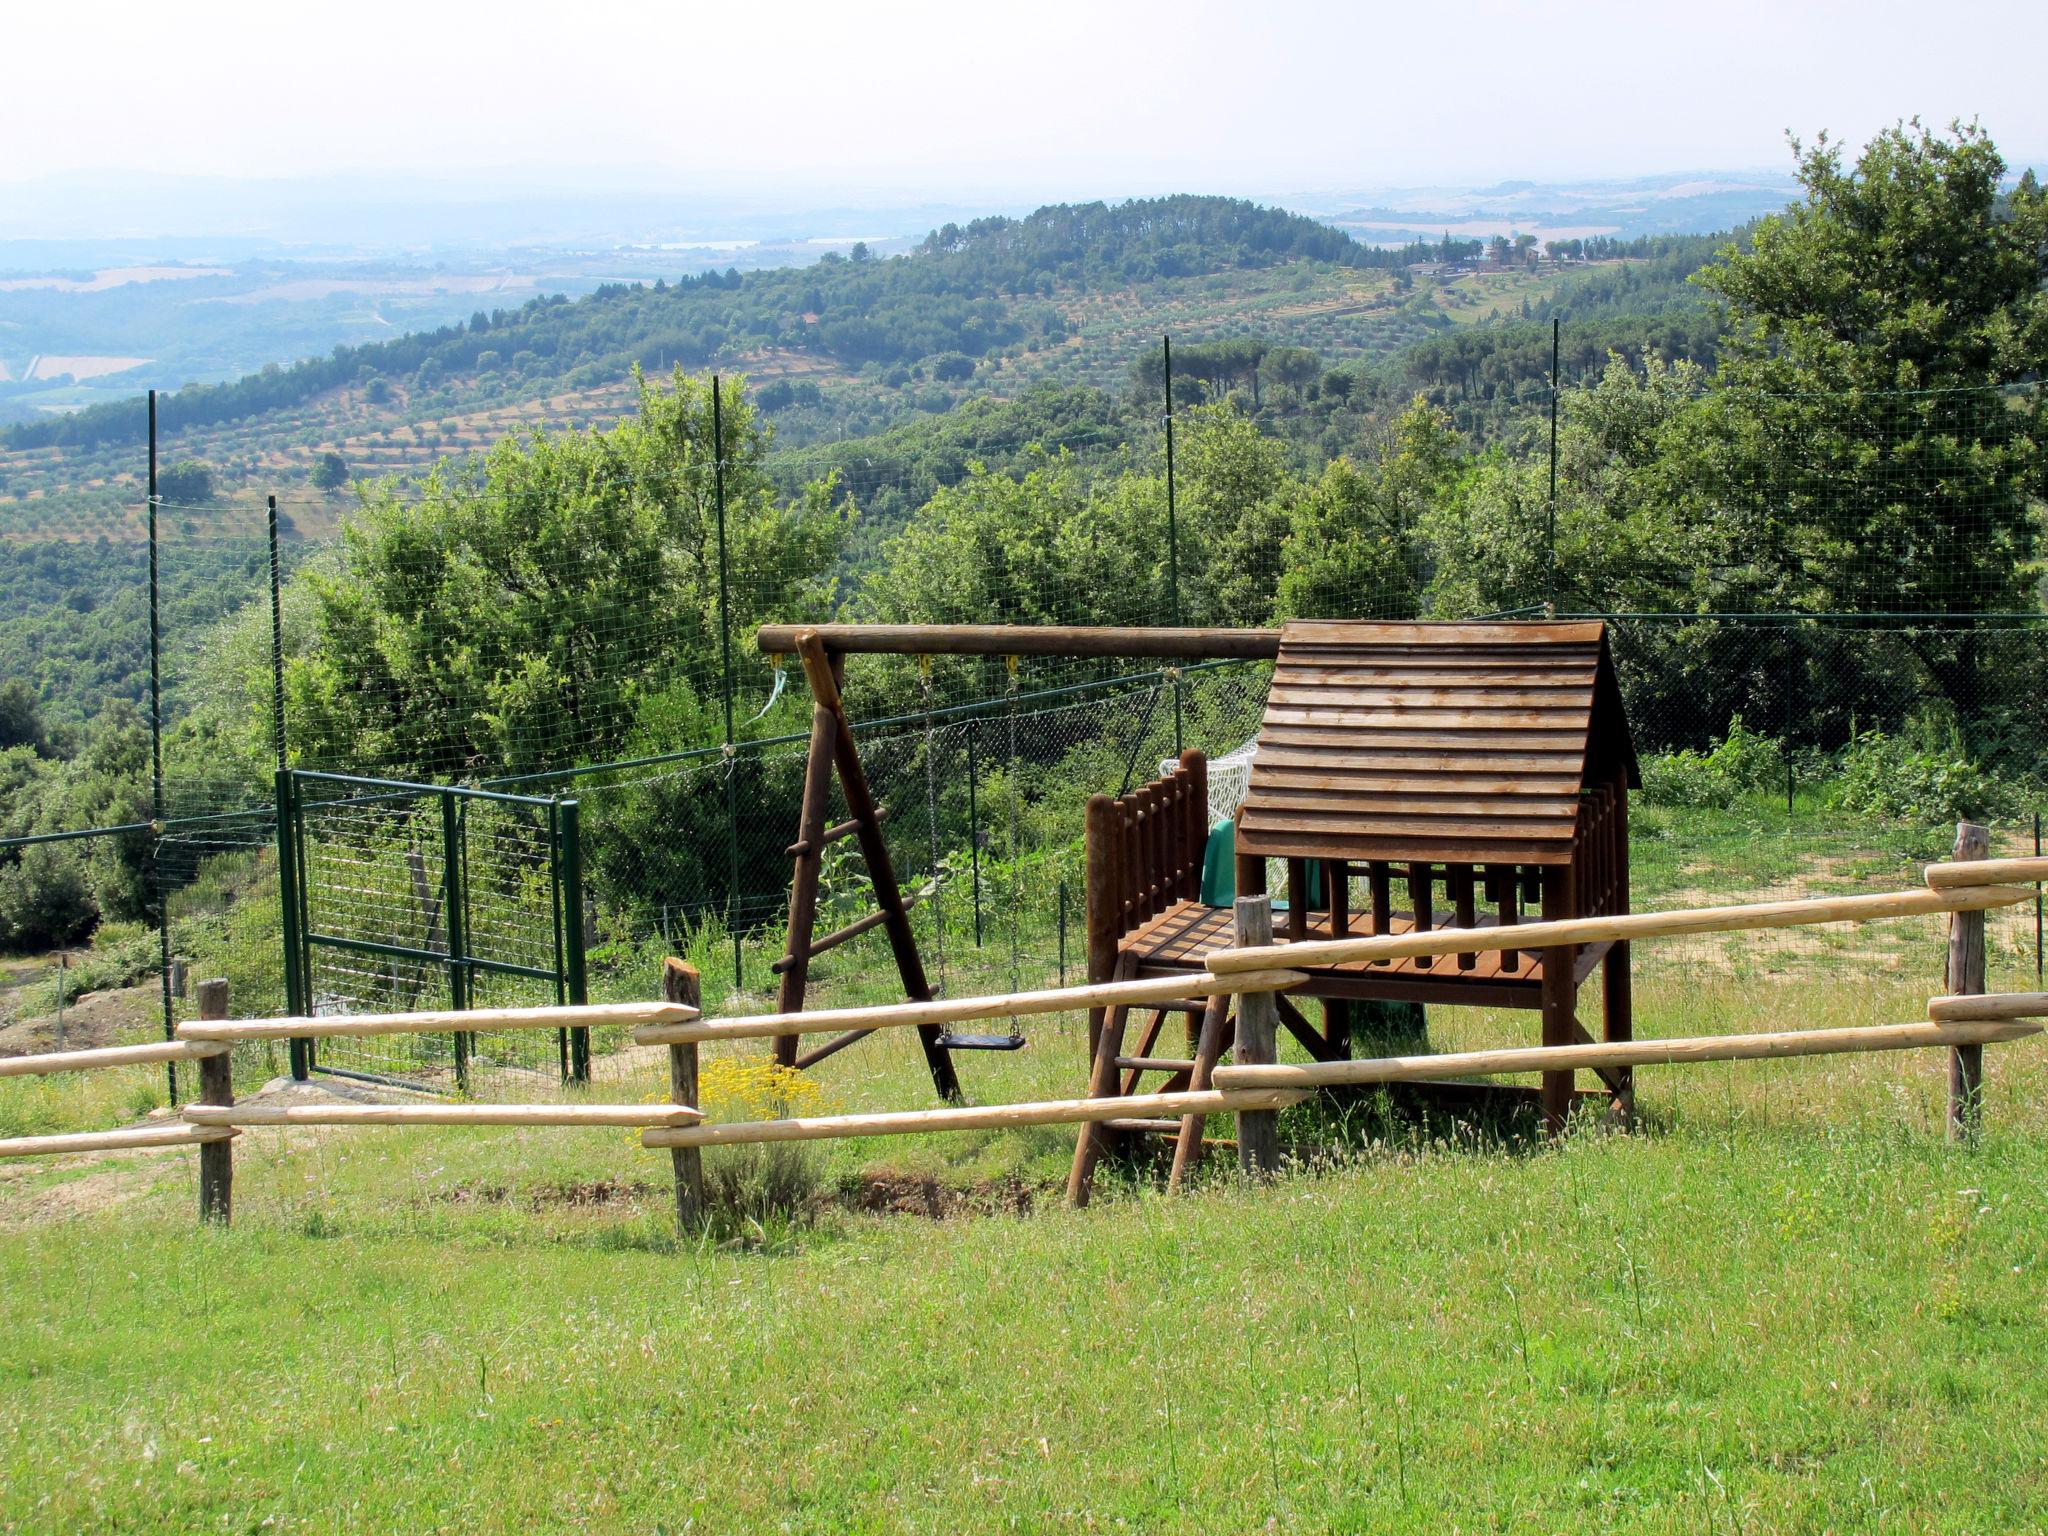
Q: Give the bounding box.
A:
[1164,335,1184,756]
[713,376,743,990]
[275,768,310,1080]
[1547,317,1560,610]
[440,789,471,1094]
[560,798,590,1083]
[147,389,177,1103]
[967,718,983,946]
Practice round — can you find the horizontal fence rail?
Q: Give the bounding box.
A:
[0,1040,228,1078]
[1205,884,2035,974]
[178,1001,695,1042]
[632,969,1310,1046]
[184,1103,704,1128]
[1211,1020,2042,1091]
[640,1087,1310,1149]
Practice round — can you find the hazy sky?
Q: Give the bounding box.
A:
[8,0,2045,196]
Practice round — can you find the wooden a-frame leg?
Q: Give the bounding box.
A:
[1067,956,1136,1207]
[1603,940,1634,1127]
[774,703,839,1068]
[1117,1009,1171,1097]
[1167,991,1233,1195]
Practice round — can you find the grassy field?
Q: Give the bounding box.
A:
[3,800,2047,1530]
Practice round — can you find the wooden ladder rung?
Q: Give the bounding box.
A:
[1101,1118,1184,1133]
[773,890,920,974]
[1115,1056,1197,1074]
[785,808,886,859]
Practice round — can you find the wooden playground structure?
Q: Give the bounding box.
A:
[3,620,2047,1230]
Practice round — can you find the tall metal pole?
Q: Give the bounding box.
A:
[147,390,176,1102]
[1164,335,1183,755]
[713,377,742,987]
[1547,317,1560,612]
[441,789,471,1094]
[266,494,287,771]
[560,799,590,1083]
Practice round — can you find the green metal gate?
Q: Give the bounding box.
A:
[276,770,590,1095]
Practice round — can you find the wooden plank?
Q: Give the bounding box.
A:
[0,1123,236,1160]
[1207,884,2039,973]
[1264,685,1595,709]
[1925,855,2048,888]
[755,623,1284,659]
[1242,811,1576,840]
[179,1000,696,1042]
[1279,620,1604,644]
[644,1086,1308,1149]
[0,1039,228,1078]
[1929,991,2048,1021]
[1252,768,1586,795]
[184,1103,706,1127]
[633,967,1311,1045]
[1261,707,1595,731]
[1228,798,1581,823]
[1213,1019,2042,1090]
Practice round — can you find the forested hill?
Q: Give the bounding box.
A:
[4,196,1425,455]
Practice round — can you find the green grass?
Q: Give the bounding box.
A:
[5,800,2046,1529]
[4,1076,2046,1531]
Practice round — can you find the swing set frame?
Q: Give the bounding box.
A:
[759,625,1272,1099]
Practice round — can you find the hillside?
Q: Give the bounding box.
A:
[0,198,1719,525]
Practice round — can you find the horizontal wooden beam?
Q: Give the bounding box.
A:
[1928,991,2048,1022]
[1925,855,2048,889]
[633,968,1309,1046]
[0,1039,229,1078]
[1211,1019,2041,1091]
[1204,885,2037,974]
[754,623,1283,660]
[178,1000,696,1043]
[640,1086,1308,1149]
[182,1102,703,1128]
[0,1122,236,1160]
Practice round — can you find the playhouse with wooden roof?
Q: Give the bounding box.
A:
[1078,620,1639,1159]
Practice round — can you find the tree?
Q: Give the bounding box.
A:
[1261,346,1321,407]
[311,451,350,491]
[157,460,213,504]
[0,680,47,754]
[1695,120,2048,713]
[282,369,849,779]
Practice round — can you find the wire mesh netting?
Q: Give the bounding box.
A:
[6,354,2044,1109]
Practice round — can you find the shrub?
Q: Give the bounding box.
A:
[696,1142,824,1249]
[1831,727,2014,824]
[1639,715,1786,809]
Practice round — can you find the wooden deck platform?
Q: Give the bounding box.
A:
[1122,899,1610,1010]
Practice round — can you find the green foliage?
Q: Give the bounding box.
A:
[155,460,214,505]
[310,450,349,491]
[0,842,96,950]
[1640,716,1787,809]
[1831,724,2017,825]
[283,369,847,779]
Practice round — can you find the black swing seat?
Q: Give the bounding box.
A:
[936,1032,1028,1052]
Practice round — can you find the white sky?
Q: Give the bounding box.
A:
[6,0,2045,195]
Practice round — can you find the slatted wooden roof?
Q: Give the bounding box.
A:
[1236,621,1637,867]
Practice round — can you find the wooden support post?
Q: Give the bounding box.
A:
[1538,863,1577,1136]
[195,978,232,1225]
[1368,861,1392,965]
[1169,991,1232,1193]
[1084,794,1120,1061]
[1285,858,1311,943]
[774,704,839,1067]
[1947,821,1990,1143]
[1233,895,1281,1176]
[1233,809,1265,897]
[1068,956,1137,1207]
[663,959,706,1228]
[795,632,960,1100]
[1601,778,1634,1125]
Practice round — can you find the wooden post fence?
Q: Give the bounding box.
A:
[1947,821,1990,1142]
[1233,895,1281,1177]
[663,958,706,1229]
[196,978,233,1224]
